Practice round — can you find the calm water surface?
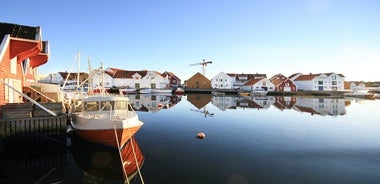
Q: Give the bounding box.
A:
[1,94,380,184]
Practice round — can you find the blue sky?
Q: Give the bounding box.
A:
[1,0,379,81]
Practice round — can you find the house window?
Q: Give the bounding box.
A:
[318,81,323,85]
[285,83,289,87]
[11,57,17,74]
[332,81,337,85]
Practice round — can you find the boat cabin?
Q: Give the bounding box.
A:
[82,96,130,112]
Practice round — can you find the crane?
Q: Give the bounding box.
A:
[189,59,212,76]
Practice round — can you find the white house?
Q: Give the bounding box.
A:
[291,73,345,91]
[242,78,275,91]
[96,68,169,90]
[346,81,366,91]
[211,72,235,89]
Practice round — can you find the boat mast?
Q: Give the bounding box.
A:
[88,57,93,94]
[77,51,80,89]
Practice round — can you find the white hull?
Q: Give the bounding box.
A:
[151,89,172,93]
[139,88,152,94]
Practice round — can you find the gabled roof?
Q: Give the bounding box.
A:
[294,73,321,81]
[226,73,267,80]
[244,78,262,86]
[292,72,345,81]
[164,71,180,80]
[325,72,345,78]
[270,73,293,86]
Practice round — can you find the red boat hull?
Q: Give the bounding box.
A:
[75,126,142,148]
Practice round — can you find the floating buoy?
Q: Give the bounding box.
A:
[197,132,206,139]
[157,103,163,108]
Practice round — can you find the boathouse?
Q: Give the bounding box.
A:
[185,72,211,92]
[0,22,51,105]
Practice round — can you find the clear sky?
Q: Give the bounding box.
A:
[1,0,379,81]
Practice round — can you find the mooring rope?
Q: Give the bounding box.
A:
[126,103,145,184]
[113,123,130,183]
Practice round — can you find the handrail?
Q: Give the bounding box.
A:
[1,78,57,117]
[26,85,56,102]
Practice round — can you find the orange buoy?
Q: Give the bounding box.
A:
[197,132,206,139]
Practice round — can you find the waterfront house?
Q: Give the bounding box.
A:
[0,22,50,105]
[163,71,181,88]
[242,77,275,92]
[345,81,366,91]
[39,72,88,86]
[290,72,345,91]
[185,72,211,90]
[98,67,169,90]
[230,73,267,89]
[270,73,297,92]
[211,72,235,89]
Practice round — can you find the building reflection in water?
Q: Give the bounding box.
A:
[210,95,350,117]
[125,94,351,117]
[71,134,144,183]
[187,94,214,117]
[293,97,350,116]
[126,94,182,113]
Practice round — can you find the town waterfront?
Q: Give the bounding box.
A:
[1,94,380,184]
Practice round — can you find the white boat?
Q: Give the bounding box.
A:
[70,63,144,148]
[250,89,268,96]
[138,88,152,94]
[212,91,225,96]
[174,87,184,95]
[151,88,172,94]
[119,87,137,94]
[344,89,377,99]
[70,94,144,147]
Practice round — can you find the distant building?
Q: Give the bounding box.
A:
[290,72,345,91]
[270,73,297,92]
[230,73,267,88]
[185,72,211,89]
[242,77,275,92]
[92,67,170,90]
[345,81,366,91]
[211,72,235,89]
[0,22,50,104]
[41,72,88,86]
[163,71,181,88]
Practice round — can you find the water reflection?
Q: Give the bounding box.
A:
[71,135,144,183]
[123,93,354,117]
[126,94,182,113]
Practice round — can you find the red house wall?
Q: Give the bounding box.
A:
[0,44,26,105]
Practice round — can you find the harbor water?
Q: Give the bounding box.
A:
[1,94,380,184]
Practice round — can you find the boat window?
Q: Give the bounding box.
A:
[114,100,127,110]
[84,101,99,111]
[101,101,113,111]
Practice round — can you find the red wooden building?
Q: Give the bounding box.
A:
[270,73,297,92]
[0,22,49,105]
